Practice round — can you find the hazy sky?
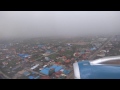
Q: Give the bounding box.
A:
[0,11,120,39]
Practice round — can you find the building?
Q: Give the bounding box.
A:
[40,67,50,75]
[31,64,39,70]
[40,65,63,75]
[28,76,34,79]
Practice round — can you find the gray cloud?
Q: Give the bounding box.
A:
[0,11,120,39]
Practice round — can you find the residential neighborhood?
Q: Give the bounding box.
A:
[0,35,114,79]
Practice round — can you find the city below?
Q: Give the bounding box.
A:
[0,35,120,79]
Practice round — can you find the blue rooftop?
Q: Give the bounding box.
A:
[40,67,50,75]
[18,54,29,59]
[49,65,58,69]
[28,76,34,79]
[55,66,63,72]
[40,65,63,75]
[63,70,71,75]
[90,47,96,51]
[49,65,63,72]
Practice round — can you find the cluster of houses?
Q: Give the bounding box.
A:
[0,36,109,79]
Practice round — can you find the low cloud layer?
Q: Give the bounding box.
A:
[0,11,120,39]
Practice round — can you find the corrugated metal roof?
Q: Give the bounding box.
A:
[40,68,50,75]
[55,66,63,72]
[40,65,63,75]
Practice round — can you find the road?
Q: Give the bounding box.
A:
[89,36,114,60]
[36,51,58,61]
[0,71,11,79]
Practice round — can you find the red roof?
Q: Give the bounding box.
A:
[65,60,70,63]
[41,76,50,79]
[55,71,62,75]
[55,62,61,65]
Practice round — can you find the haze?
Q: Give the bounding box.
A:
[0,11,120,39]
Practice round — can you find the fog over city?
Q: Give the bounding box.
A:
[0,11,120,39]
[1,11,120,79]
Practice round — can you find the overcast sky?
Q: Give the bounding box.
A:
[0,11,120,39]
